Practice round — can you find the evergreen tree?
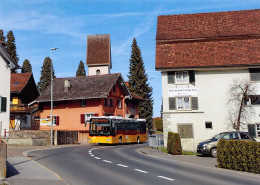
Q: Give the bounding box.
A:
[6,30,19,73]
[21,59,32,73]
[37,57,56,93]
[128,38,153,129]
[76,60,86,77]
[0,29,6,47]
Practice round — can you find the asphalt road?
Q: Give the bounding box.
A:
[28,144,260,185]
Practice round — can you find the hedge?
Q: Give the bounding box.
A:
[217,139,260,174]
[155,118,163,132]
[167,132,182,155]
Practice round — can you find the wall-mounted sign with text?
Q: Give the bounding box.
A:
[168,88,198,96]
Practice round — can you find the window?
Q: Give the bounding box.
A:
[53,102,57,108]
[85,113,95,122]
[0,97,7,112]
[205,122,212,129]
[104,98,108,107]
[178,124,193,138]
[175,71,189,84]
[223,133,239,140]
[249,95,260,105]
[96,69,100,75]
[176,97,191,110]
[109,98,113,107]
[256,124,260,137]
[81,99,87,107]
[113,85,116,93]
[249,68,260,81]
[48,116,59,125]
[117,100,122,109]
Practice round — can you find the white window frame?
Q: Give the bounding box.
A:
[175,71,189,84]
[117,99,122,109]
[52,115,58,125]
[85,113,95,122]
[176,96,191,110]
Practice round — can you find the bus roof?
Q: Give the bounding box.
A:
[90,116,146,122]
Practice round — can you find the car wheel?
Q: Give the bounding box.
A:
[137,136,140,144]
[210,148,217,158]
[119,137,122,145]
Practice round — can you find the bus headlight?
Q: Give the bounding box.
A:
[107,139,111,142]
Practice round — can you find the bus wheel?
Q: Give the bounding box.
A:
[137,136,140,144]
[119,137,122,145]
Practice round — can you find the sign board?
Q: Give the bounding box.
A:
[168,88,198,96]
[40,118,51,126]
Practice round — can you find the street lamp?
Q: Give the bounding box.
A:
[50,47,58,146]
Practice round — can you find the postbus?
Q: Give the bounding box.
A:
[88,116,147,144]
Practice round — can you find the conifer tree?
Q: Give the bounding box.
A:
[0,29,6,48]
[21,59,32,73]
[38,57,56,93]
[76,60,86,77]
[6,30,19,73]
[128,38,153,129]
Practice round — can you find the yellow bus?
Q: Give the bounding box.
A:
[88,116,147,144]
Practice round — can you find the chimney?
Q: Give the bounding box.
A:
[64,79,70,92]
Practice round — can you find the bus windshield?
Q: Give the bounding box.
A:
[90,118,111,136]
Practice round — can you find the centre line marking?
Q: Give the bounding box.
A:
[134,169,148,174]
[90,155,94,157]
[103,160,113,163]
[158,176,175,181]
[95,157,101,159]
[117,164,128,168]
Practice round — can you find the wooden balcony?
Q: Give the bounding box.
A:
[10,104,31,113]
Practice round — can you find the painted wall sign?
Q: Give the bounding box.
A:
[168,88,198,96]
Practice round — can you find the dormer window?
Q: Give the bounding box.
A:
[96,69,100,75]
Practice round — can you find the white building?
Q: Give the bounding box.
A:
[155,9,260,151]
[0,43,19,137]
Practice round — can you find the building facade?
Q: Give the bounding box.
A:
[156,9,260,151]
[0,43,19,137]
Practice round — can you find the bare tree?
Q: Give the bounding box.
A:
[227,78,255,131]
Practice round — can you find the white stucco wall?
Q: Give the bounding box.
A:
[161,68,260,151]
[0,57,10,137]
[88,65,110,76]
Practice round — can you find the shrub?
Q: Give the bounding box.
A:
[155,118,163,132]
[217,139,260,174]
[167,131,182,155]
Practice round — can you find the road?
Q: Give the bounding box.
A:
[27,144,260,185]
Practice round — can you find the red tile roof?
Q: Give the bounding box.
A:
[86,34,111,67]
[11,73,32,92]
[156,9,260,69]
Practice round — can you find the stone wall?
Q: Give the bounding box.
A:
[9,130,51,145]
[0,141,7,179]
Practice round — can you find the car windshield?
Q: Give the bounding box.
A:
[90,118,111,136]
[210,133,227,141]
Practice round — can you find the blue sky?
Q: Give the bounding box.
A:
[1,0,260,117]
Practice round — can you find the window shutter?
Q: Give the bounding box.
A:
[169,97,176,110]
[80,114,85,124]
[56,116,59,126]
[189,71,195,83]
[248,124,256,138]
[191,97,198,110]
[167,72,175,84]
[1,97,7,112]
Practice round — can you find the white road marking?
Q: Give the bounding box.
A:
[134,169,148,174]
[103,160,113,163]
[90,155,94,157]
[117,164,128,168]
[158,176,175,181]
[95,157,101,159]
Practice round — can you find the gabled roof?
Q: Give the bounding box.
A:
[156,9,260,41]
[35,73,130,102]
[86,34,111,68]
[156,9,260,69]
[0,43,19,69]
[11,73,32,92]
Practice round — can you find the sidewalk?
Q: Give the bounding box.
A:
[6,145,67,185]
[139,147,218,168]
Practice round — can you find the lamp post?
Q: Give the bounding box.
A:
[50,47,58,146]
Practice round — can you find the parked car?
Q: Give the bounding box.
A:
[196,131,255,158]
